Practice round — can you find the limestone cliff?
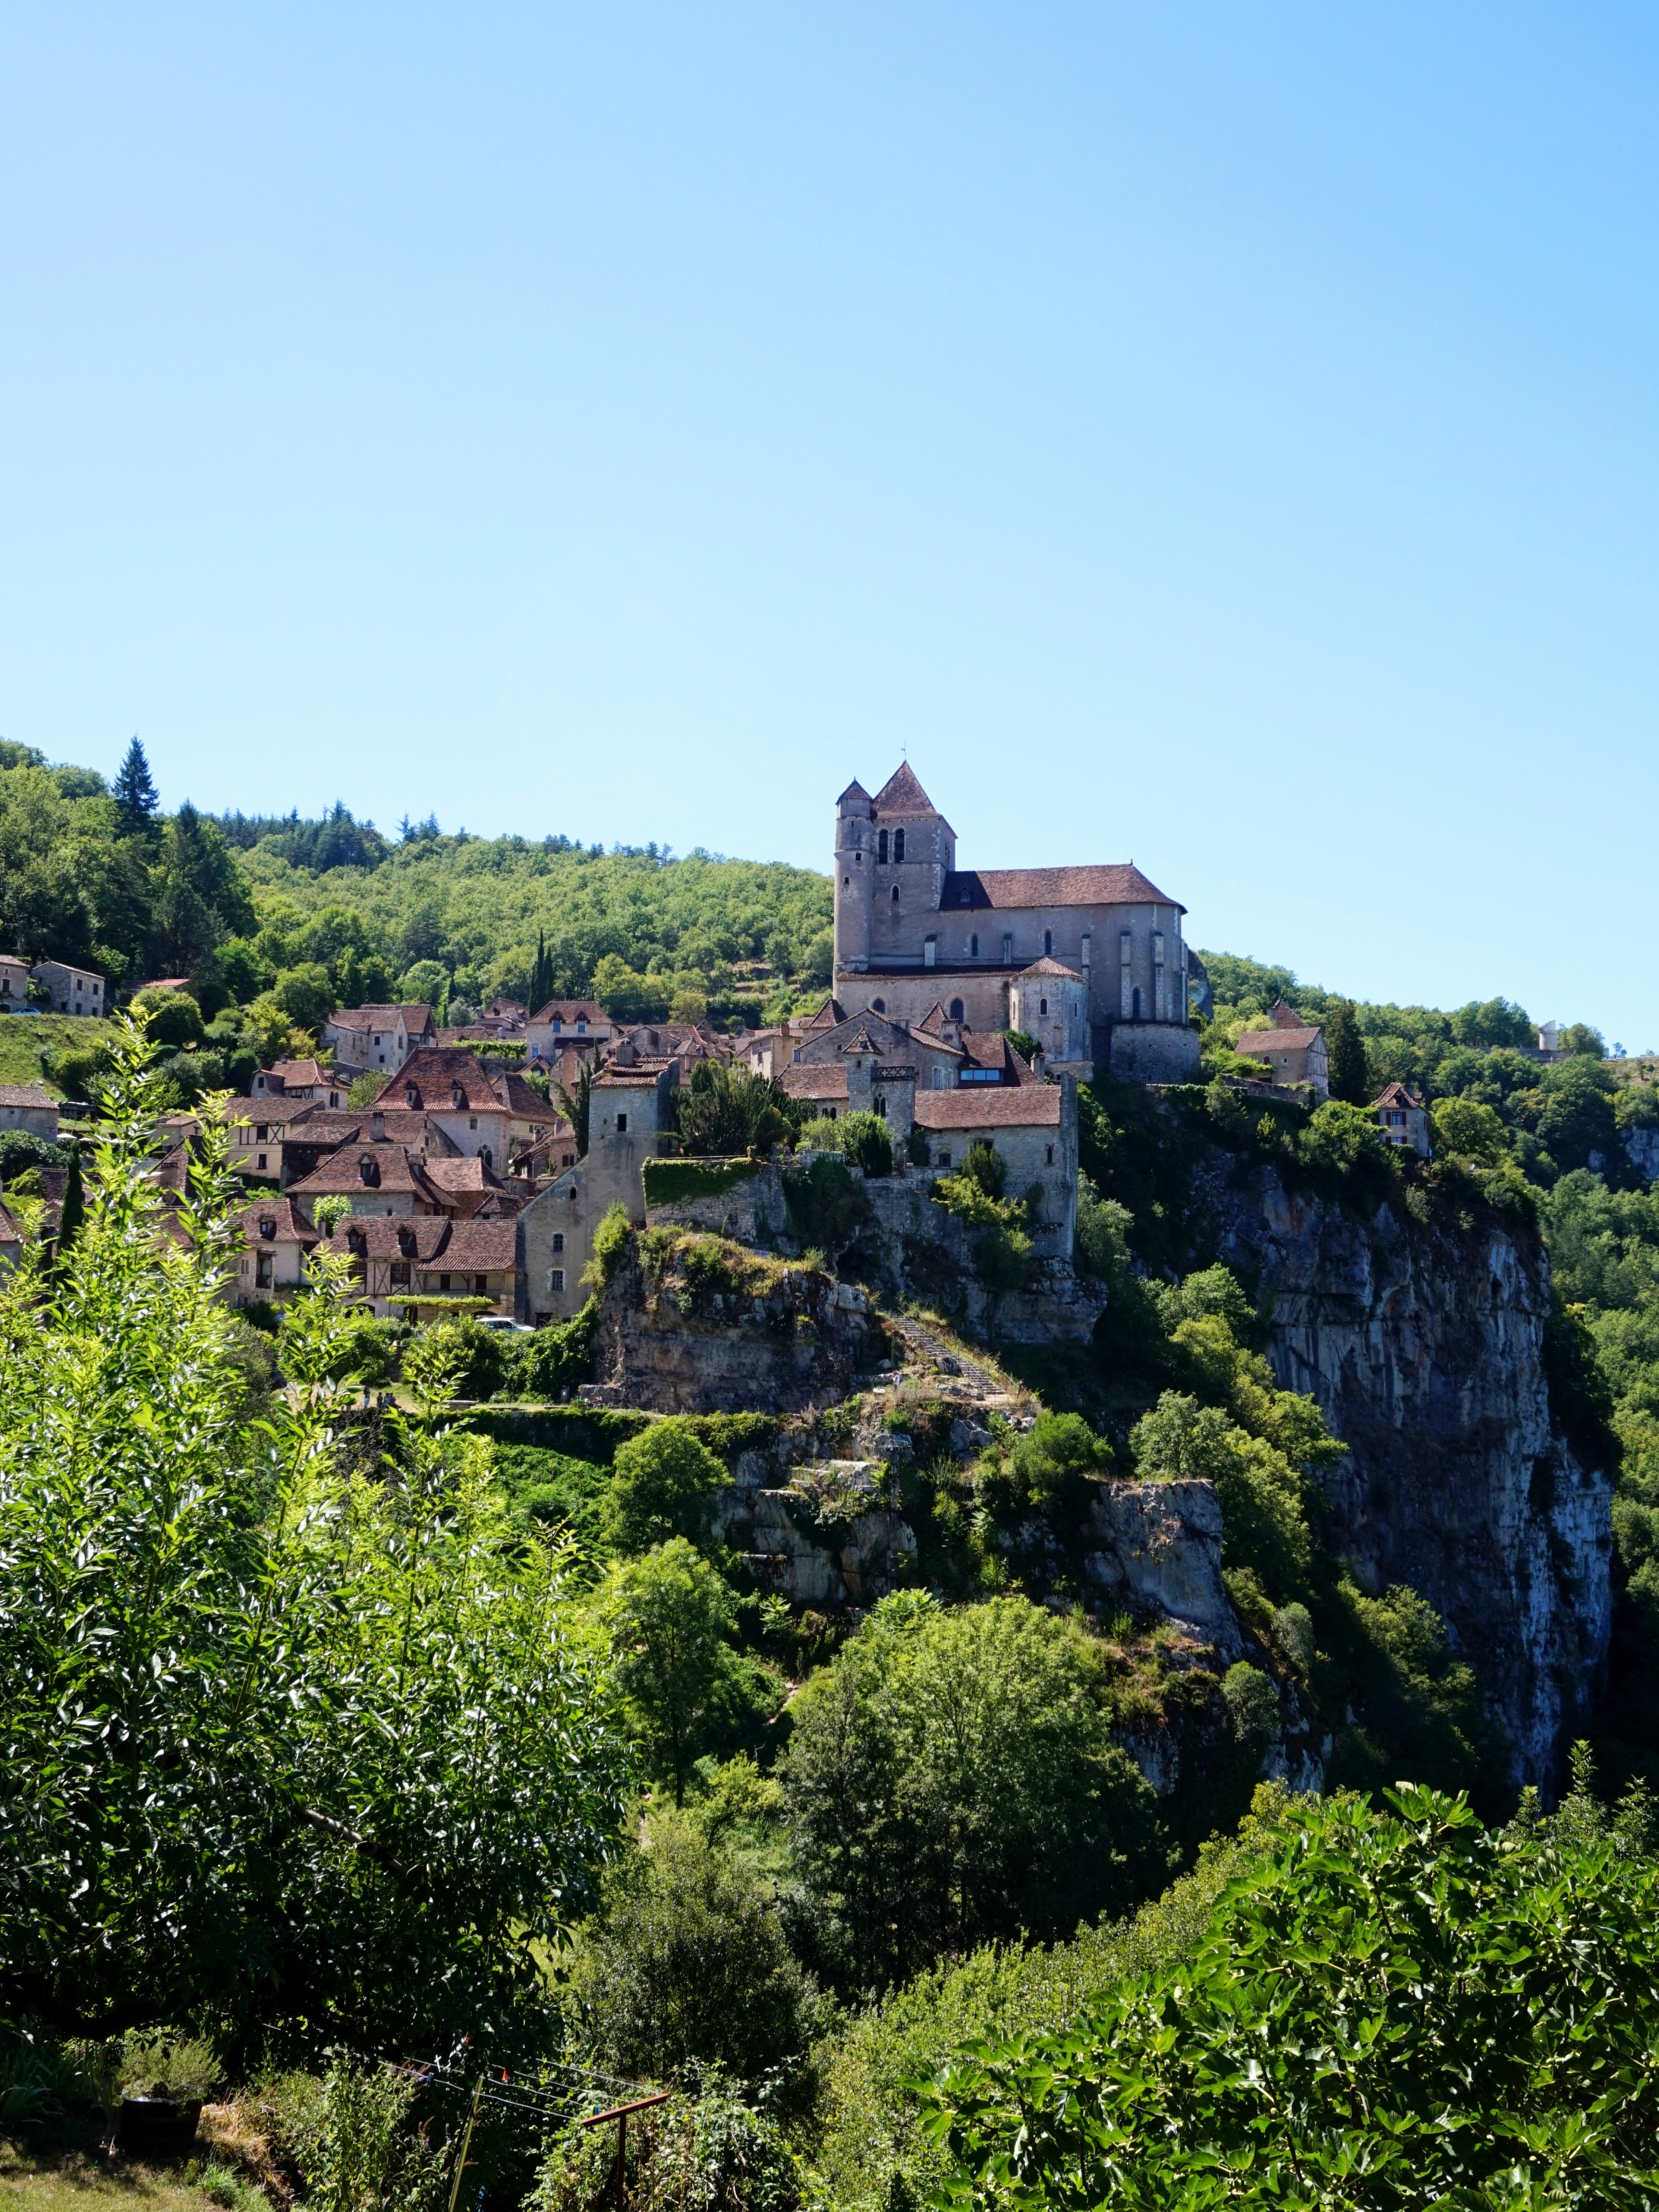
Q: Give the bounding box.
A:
[1194,1155,1613,1789]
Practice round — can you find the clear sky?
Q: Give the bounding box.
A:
[3,5,1657,1043]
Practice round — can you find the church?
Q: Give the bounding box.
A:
[831,765,1202,1081]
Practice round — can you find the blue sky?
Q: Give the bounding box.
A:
[3,5,1658,1043]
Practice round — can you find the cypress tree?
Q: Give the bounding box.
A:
[56,1145,85,1256]
[1325,1000,1370,1105]
[112,736,159,836]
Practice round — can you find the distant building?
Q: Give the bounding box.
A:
[251,1058,347,1108]
[0,955,31,1007]
[526,1000,615,1065]
[31,961,104,1015]
[516,1061,680,1325]
[1374,1081,1431,1156]
[227,1196,319,1307]
[1234,1000,1330,1098]
[0,1085,60,1140]
[831,765,1199,1082]
[323,1003,436,1074]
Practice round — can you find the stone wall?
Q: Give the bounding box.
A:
[1104,1021,1202,1084]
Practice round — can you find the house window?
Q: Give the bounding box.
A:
[469,1116,477,1130]
[257,1153,268,1170]
[893,828,904,862]
[1132,987,1142,1019]
[474,1274,488,1293]
[873,1094,886,1117]
[577,1019,587,1033]
[552,1232,565,1253]
[1039,997,1048,1016]
[439,1273,451,1291]
[615,1113,628,1132]
[255,1124,269,1142]
[936,1149,952,1167]
[390,1262,411,1288]
[255,1252,273,1288]
[877,828,889,863]
[549,1268,565,1293]
[891,886,900,903]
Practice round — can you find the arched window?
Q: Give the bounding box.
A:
[877,828,889,863]
[948,998,965,1021]
[871,997,885,1013]
[969,933,979,958]
[1043,928,1052,957]
[1039,997,1048,1015]
[891,885,900,903]
[893,828,905,862]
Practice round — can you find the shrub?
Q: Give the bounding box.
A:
[132,987,205,1051]
[782,1155,871,1254]
[567,1816,822,2085]
[530,2081,800,2212]
[261,2055,445,2212]
[583,1201,632,1290]
[837,1111,893,1177]
[642,1157,759,1207]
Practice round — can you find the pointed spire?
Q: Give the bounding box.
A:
[873,763,935,814]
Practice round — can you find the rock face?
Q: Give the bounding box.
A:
[591,1241,883,1414]
[1083,1481,1240,1655]
[1198,1157,1613,1789]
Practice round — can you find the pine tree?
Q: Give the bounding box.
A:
[1325,1000,1370,1105]
[529,929,550,1014]
[112,736,159,836]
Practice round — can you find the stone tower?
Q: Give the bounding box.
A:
[833,780,875,974]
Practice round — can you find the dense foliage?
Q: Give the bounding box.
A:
[0,1026,628,2056]
[920,1769,1659,2209]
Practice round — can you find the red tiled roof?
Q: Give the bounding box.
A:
[940,864,1180,913]
[234,1196,318,1246]
[433,1218,518,1271]
[226,1094,322,1127]
[594,1065,670,1089]
[1017,956,1082,979]
[372,1049,511,1112]
[267,1058,330,1088]
[328,1003,434,1032]
[0,1200,23,1244]
[1374,1081,1423,1110]
[803,998,846,1030]
[491,1069,563,1121]
[530,999,610,1025]
[0,1083,55,1109]
[319,1215,516,1274]
[914,1087,1062,1130]
[288,1145,443,1199]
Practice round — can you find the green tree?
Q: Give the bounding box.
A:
[597,1539,771,1806]
[1129,1391,1311,1599]
[604,1417,732,1555]
[836,1110,893,1177]
[131,986,206,1052]
[111,737,159,838]
[1323,998,1368,1104]
[676,1060,793,1155]
[781,1593,1159,1990]
[0,1023,627,2049]
[269,962,337,1033]
[150,802,255,974]
[568,1816,820,2083]
[1431,1094,1509,1163]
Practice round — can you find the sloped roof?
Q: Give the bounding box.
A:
[234,1195,318,1246]
[780,1064,849,1101]
[873,763,938,816]
[1374,1081,1424,1110]
[803,998,846,1030]
[288,1145,443,1200]
[372,1049,510,1112]
[1017,956,1084,980]
[0,1199,24,1244]
[914,1088,1062,1130]
[1236,1026,1323,1054]
[940,864,1180,913]
[837,778,872,806]
[492,1069,563,1121]
[265,1058,332,1088]
[530,999,609,1025]
[327,1003,435,1032]
[433,1218,518,1272]
[0,1083,55,1109]
[1268,999,1305,1030]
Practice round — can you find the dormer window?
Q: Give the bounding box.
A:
[577,1019,587,1033]
[452,1084,467,1110]
[405,1084,421,1110]
[358,1157,380,1186]
[258,1217,276,1240]
[397,1224,417,1256]
[552,1015,562,1031]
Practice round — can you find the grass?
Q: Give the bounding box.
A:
[0,1015,121,1098]
[0,2146,254,2208]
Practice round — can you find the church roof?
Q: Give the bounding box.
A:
[837,779,872,806]
[873,764,941,816]
[940,864,1182,913]
[803,997,846,1030]
[1018,956,1084,979]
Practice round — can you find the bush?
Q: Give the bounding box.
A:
[507,1300,599,1399]
[260,2056,445,2212]
[567,1816,823,2085]
[1129,1391,1311,1599]
[642,1157,760,1207]
[782,1154,871,1255]
[132,987,205,1051]
[919,1776,1659,2210]
[530,2081,800,2212]
[837,1111,893,1177]
[583,1202,632,1290]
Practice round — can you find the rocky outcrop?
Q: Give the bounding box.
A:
[1197,1156,1613,1789]
[1083,1481,1239,1654]
[590,1238,885,1414]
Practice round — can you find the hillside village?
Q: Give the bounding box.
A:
[0,766,1550,1321]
